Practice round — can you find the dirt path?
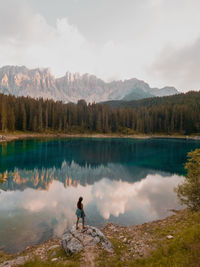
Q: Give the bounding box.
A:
[80,247,97,267]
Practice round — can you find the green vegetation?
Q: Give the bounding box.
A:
[23,246,81,267]
[1,210,200,266]
[134,212,200,266]
[0,250,13,264]
[0,91,200,134]
[97,238,130,267]
[23,256,80,267]
[97,210,200,267]
[176,149,200,211]
[122,87,154,101]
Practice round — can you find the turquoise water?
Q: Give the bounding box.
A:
[0,137,200,253]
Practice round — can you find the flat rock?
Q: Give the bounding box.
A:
[48,244,60,251]
[62,224,113,255]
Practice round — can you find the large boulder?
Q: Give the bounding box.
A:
[62,224,113,255]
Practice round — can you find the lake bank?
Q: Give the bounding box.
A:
[1,131,200,143]
[0,208,199,266]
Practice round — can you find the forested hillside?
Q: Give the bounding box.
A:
[0,91,200,134]
[103,91,200,108]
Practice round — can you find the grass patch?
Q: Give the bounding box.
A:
[23,252,81,267]
[2,210,200,266]
[135,210,200,267]
[23,258,78,267]
[0,250,13,264]
[97,237,130,267]
[133,223,200,267]
[97,210,200,267]
[47,246,67,260]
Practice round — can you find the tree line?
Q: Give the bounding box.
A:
[0,91,200,134]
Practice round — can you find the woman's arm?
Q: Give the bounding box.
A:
[81,203,86,216]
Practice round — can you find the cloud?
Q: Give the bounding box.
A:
[0,7,143,81]
[151,37,200,91]
[0,0,200,90]
[0,1,93,75]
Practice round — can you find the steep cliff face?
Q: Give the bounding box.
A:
[56,72,108,102]
[0,65,62,99]
[0,65,179,102]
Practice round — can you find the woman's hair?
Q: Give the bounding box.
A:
[77,197,83,209]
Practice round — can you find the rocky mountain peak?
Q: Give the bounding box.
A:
[0,65,179,102]
[65,72,81,82]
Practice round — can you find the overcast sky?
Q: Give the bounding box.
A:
[0,0,200,91]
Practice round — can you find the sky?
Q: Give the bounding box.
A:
[0,0,200,91]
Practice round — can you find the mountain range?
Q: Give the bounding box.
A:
[0,65,179,102]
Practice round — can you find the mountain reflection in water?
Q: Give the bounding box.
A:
[0,137,200,253]
[0,174,183,253]
[1,137,199,175]
[2,161,173,191]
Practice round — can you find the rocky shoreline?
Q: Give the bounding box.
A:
[0,132,200,144]
[1,209,195,267]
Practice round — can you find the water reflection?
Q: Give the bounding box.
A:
[2,161,172,192]
[1,137,200,175]
[0,173,183,253]
[1,138,199,253]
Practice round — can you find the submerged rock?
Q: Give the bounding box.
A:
[62,224,113,255]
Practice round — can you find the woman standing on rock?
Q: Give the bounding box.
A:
[76,197,86,230]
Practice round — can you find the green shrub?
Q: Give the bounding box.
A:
[175,149,200,210]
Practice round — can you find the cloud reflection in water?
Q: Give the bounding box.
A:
[0,172,183,253]
[92,174,183,220]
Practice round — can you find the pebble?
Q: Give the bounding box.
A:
[167,235,174,239]
[109,225,115,230]
[51,258,58,262]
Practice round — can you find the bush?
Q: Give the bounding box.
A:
[175,149,200,210]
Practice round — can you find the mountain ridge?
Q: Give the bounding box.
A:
[0,65,179,102]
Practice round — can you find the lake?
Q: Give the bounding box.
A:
[0,137,200,253]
